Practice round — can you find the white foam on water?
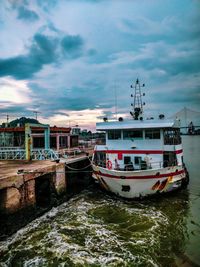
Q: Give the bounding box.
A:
[24,257,46,267]
[0,189,187,266]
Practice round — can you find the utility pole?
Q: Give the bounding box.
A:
[6,114,9,124]
[32,111,41,120]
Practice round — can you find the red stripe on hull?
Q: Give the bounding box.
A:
[175,149,183,154]
[94,169,185,180]
[95,149,183,155]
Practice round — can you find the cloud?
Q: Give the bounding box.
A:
[17,6,39,22]
[28,81,111,118]
[0,104,30,116]
[0,31,86,79]
[0,77,34,120]
[0,33,58,79]
[61,35,84,59]
[42,108,106,130]
[0,78,32,104]
[36,0,58,12]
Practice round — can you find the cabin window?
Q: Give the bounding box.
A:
[145,129,160,139]
[163,152,177,167]
[164,129,181,145]
[124,156,134,171]
[123,129,143,139]
[93,151,106,167]
[59,136,67,148]
[124,156,131,164]
[107,130,121,140]
[134,156,142,165]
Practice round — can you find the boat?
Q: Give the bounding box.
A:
[91,79,189,199]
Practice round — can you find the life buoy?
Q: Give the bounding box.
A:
[106,160,112,170]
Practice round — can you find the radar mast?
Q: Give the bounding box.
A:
[130,78,145,120]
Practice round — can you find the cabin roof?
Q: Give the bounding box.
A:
[96,119,180,131]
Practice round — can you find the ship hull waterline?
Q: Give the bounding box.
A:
[92,164,188,199]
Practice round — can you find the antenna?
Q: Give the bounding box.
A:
[130,78,145,120]
[114,82,118,120]
[32,111,41,120]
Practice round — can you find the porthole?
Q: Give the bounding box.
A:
[122,185,130,192]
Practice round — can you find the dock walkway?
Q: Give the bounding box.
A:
[0,155,92,215]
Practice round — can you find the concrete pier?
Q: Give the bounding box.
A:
[0,160,65,213]
[0,156,92,238]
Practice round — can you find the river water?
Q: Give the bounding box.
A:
[0,136,199,267]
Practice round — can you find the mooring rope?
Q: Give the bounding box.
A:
[65,162,92,171]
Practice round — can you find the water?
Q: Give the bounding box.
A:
[0,136,200,267]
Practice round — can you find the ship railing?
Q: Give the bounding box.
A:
[148,160,178,169]
[92,159,178,171]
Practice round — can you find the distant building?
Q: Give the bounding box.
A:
[81,129,88,135]
[71,127,81,135]
[0,125,78,150]
[0,117,79,150]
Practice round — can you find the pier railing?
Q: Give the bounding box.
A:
[31,149,59,160]
[0,148,26,160]
[0,148,59,160]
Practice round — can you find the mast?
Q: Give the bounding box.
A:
[130,78,145,120]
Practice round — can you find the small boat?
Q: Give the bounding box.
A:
[91,79,189,198]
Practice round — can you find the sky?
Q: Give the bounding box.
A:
[0,0,200,131]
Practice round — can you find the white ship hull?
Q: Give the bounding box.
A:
[92,164,188,199]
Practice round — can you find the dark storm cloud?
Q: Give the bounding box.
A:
[61,35,84,59]
[0,102,31,115]
[36,0,58,12]
[17,6,39,22]
[151,86,200,106]
[0,33,58,79]
[169,86,200,105]
[0,32,85,79]
[28,82,111,117]
[124,40,200,78]
[64,84,112,110]
[56,97,94,111]
[164,55,200,76]
[9,0,28,9]
[33,96,95,117]
[9,0,39,22]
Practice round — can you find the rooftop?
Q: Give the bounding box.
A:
[96,119,180,131]
[0,125,71,133]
